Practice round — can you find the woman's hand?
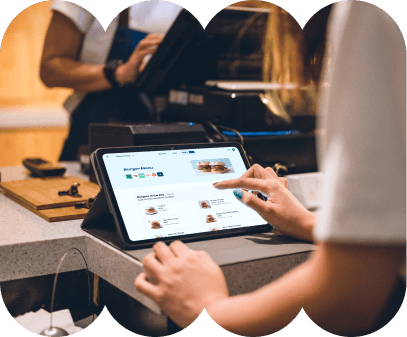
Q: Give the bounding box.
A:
[213,164,316,242]
[115,34,163,85]
[135,240,229,328]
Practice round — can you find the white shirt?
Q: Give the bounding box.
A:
[314,1,406,245]
[50,0,182,112]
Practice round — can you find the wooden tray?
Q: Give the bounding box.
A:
[0,176,100,222]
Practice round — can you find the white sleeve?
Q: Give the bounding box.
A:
[50,0,95,34]
[128,1,182,34]
[314,2,406,245]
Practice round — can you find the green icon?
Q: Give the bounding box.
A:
[157,172,164,177]
[126,174,132,179]
[139,173,145,178]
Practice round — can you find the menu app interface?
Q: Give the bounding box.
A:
[103,147,266,241]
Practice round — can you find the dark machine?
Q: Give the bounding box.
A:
[89,7,318,179]
[88,122,209,183]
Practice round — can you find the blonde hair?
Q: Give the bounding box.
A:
[229,1,326,122]
[263,3,333,122]
[264,7,304,99]
[262,4,310,121]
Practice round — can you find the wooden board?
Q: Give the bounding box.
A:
[0,176,100,210]
[38,206,89,222]
[0,176,100,222]
[3,191,89,222]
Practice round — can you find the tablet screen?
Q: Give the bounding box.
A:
[101,145,267,243]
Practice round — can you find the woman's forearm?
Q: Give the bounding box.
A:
[204,243,403,336]
[40,56,111,93]
[40,10,114,93]
[205,257,311,336]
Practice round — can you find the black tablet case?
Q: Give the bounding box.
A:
[81,189,124,249]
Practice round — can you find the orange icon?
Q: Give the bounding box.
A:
[133,175,138,178]
[152,173,157,177]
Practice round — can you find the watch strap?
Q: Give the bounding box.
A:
[103,59,123,89]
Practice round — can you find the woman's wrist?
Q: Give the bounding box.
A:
[113,64,126,86]
[274,210,316,243]
[114,63,135,86]
[300,211,317,243]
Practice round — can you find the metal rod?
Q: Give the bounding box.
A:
[49,248,92,329]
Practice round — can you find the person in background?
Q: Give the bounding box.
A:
[40,0,182,161]
[135,1,406,336]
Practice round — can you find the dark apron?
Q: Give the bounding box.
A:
[59,9,148,161]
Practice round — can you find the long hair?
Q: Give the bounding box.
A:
[263,6,305,107]
[229,1,331,122]
[262,2,332,87]
[261,3,331,121]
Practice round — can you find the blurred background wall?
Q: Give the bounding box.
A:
[0,1,72,166]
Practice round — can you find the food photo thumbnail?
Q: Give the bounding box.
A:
[145,206,158,215]
[197,161,211,172]
[191,158,234,176]
[206,214,217,223]
[149,221,163,229]
[150,221,163,229]
[199,200,211,209]
[210,161,228,173]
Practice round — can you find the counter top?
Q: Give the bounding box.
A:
[0,163,315,315]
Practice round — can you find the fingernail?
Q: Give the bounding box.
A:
[233,189,244,200]
[213,182,219,186]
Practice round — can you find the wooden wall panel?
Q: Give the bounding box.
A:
[0,1,72,108]
[0,127,69,166]
[0,2,71,166]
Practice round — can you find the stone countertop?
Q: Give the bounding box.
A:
[0,163,315,315]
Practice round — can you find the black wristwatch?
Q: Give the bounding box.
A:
[103,59,123,89]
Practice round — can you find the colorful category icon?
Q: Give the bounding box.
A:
[146,174,151,177]
[139,173,145,178]
[133,175,138,178]
[152,173,157,177]
[126,174,132,179]
[157,172,164,177]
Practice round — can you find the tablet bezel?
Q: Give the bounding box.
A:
[92,142,271,249]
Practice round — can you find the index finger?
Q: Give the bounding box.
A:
[213,177,271,194]
[145,33,164,39]
[240,164,275,180]
[135,36,163,50]
[140,34,164,43]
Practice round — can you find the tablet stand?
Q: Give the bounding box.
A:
[81,189,124,249]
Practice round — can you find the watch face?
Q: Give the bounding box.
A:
[106,59,123,70]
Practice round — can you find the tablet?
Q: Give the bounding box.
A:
[91,142,271,249]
